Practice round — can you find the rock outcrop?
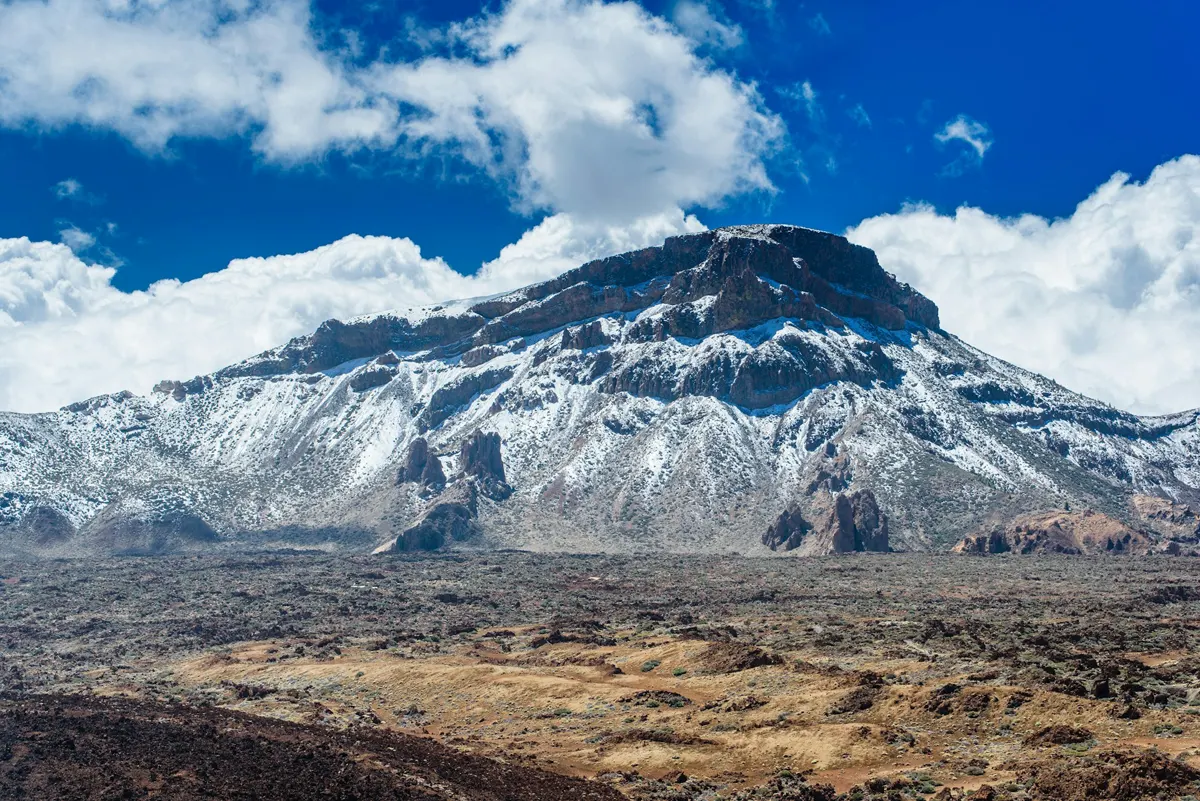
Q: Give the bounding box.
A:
[954,510,1153,555]
[1133,495,1200,542]
[824,490,890,553]
[762,489,889,554]
[460,431,512,501]
[398,438,446,490]
[393,483,479,552]
[349,366,395,392]
[762,507,812,552]
[418,367,514,432]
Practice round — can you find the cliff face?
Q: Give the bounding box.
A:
[1,225,1197,557]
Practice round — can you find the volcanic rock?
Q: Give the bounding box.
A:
[460,431,512,501]
[954,510,1153,555]
[762,507,812,552]
[398,438,446,490]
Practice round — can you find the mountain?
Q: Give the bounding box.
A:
[2,224,1198,557]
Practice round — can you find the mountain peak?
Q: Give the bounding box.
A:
[1,224,1196,559]
[218,224,938,384]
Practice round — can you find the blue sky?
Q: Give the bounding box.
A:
[4,0,1195,289]
[0,0,1198,415]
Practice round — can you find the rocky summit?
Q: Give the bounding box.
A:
[1,224,1198,557]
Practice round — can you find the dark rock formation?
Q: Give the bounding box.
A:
[219,313,484,379]
[459,431,512,500]
[806,448,852,495]
[461,344,506,367]
[393,483,479,553]
[601,325,895,411]
[395,503,476,552]
[398,438,446,490]
[764,489,888,554]
[824,490,890,553]
[152,380,188,402]
[561,320,614,350]
[762,507,812,552]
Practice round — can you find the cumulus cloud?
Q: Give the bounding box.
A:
[0,209,703,413]
[377,0,781,221]
[0,0,782,222]
[0,0,393,160]
[849,154,1200,416]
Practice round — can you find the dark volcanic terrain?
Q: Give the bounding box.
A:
[6,552,1200,799]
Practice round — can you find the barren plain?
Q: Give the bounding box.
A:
[5,552,1200,800]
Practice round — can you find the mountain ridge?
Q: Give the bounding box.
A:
[2,224,1198,557]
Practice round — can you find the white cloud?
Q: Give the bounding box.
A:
[53,178,83,200]
[375,0,781,221]
[57,225,96,253]
[849,154,1200,416]
[0,0,782,223]
[935,114,992,158]
[0,209,703,413]
[672,0,743,49]
[479,208,706,287]
[0,0,386,160]
[808,12,831,37]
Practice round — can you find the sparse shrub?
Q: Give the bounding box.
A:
[641,660,661,672]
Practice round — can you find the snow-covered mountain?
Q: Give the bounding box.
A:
[2,225,1198,557]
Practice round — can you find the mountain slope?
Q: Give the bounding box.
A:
[1,225,1198,556]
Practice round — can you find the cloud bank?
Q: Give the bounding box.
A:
[850,154,1200,416]
[0,0,781,223]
